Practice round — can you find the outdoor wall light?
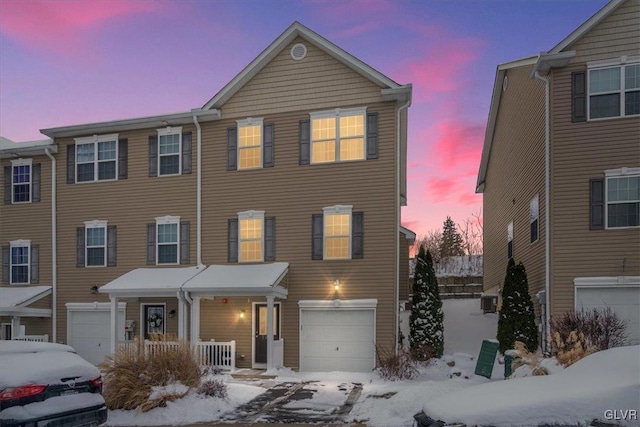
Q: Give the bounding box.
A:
[239,310,245,319]
[168,309,176,318]
[333,280,340,291]
[90,285,99,295]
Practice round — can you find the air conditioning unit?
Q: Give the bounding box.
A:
[481,295,498,313]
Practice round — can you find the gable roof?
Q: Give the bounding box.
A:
[476,0,626,193]
[202,21,409,110]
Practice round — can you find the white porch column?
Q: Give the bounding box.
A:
[109,296,119,353]
[190,296,201,344]
[177,292,187,340]
[266,296,274,370]
[10,316,22,337]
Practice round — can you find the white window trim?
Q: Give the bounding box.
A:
[507,221,514,259]
[238,210,265,263]
[604,167,640,230]
[323,205,352,260]
[530,194,539,244]
[84,220,107,268]
[587,56,640,121]
[156,126,182,176]
[310,107,367,164]
[10,158,32,204]
[236,118,264,170]
[155,215,180,265]
[74,134,119,183]
[9,239,31,285]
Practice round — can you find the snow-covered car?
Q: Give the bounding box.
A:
[0,341,107,427]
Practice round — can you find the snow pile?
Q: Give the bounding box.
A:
[424,345,640,427]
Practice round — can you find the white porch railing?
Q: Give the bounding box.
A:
[12,334,49,342]
[117,339,236,371]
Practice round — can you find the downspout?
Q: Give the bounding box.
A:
[193,115,203,267]
[534,71,551,353]
[45,148,57,342]
[395,95,411,354]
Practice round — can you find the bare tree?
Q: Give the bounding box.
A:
[460,210,483,255]
[412,229,442,263]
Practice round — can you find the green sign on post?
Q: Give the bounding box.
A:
[474,339,499,379]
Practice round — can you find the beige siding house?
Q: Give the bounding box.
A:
[0,22,413,371]
[477,0,640,350]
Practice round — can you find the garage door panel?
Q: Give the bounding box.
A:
[303,356,373,372]
[303,324,374,342]
[302,341,374,358]
[68,309,125,366]
[304,311,374,327]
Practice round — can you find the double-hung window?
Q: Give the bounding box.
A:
[238,210,264,262]
[311,108,366,164]
[588,58,640,119]
[530,195,539,244]
[10,240,30,284]
[605,168,639,229]
[156,216,180,264]
[323,205,352,259]
[11,159,31,203]
[85,220,107,267]
[157,127,182,176]
[237,119,263,170]
[75,134,118,182]
[507,221,514,259]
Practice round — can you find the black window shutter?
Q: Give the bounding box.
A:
[228,219,238,263]
[352,212,364,259]
[76,227,85,267]
[366,112,378,160]
[263,124,275,168]
[572,71,587,123]
[182,132,192,174]
[118,139,128,180]
[180,221,190,264]
[1,246,9,284]
[67,144,76,184]
[227,127,238,171]
[147,223,156,265]
[590,178,605,230]
[32,164,41,202]
[148,136,158,177]
[30,245,39,284]
[299,120,310,165]
[265,216,275,261]
[4,166,11,204]
[312,214,323,260]
[107,225,117,267]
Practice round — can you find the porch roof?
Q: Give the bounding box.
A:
[98,266,205,297]
[0,286,52,317]
[182,262,289,299]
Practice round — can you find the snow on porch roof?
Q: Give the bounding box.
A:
[182,262,289,298]
[0,286,52,317]
[99,266,205,297]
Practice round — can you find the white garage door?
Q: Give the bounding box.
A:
[67,303,125,365]
[575,286,640,345]
[300,309,375,372]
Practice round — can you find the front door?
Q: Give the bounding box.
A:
[144,305,165,339]
[254,303,280,365]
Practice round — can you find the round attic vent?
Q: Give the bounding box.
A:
[291,43,307,61]
[502,75,508,92]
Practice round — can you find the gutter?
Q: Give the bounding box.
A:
[193,115,203,267]
[44,148,57,342]
[533,71,551,353]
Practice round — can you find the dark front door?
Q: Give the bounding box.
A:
[254,303,280,364]
[144,305,165,339]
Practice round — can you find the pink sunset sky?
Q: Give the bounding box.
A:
[0,0,607,239]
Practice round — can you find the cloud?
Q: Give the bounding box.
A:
[433,120,484,168]
[0,0,159,55]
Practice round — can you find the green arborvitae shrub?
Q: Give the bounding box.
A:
[410,247,444,359]
[497,259,538,354]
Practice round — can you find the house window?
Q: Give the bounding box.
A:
[75,134,118,182]
[85,220,107,267]
[530,195,539,244]
[237,119,263,170]
[157,127,182,176]
[507,221,513,259]
[10,240,30,284]
[239,210,264,262]
[324,205,352,259]
[588,59,640,119]
[606,169,640,229]
[156,216,180,264]
[311,108,366,164]
[11,159,32,203]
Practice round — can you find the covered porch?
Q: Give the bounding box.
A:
[99,263,288,371]
[0,286,52,341]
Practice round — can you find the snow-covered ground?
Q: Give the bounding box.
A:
[104,299,640,427]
